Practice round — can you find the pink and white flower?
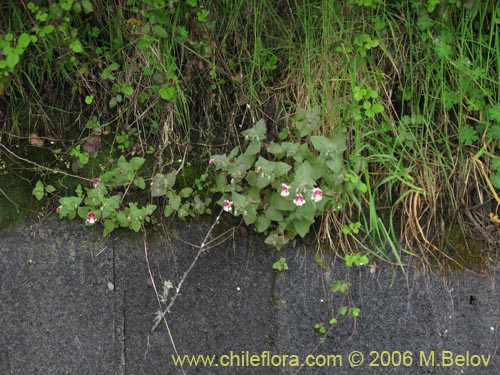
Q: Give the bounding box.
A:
[86,211,97,224]
[293,194,306,206]
[280,183,290,197]
[311,187,323,202]
[91,177,101,188]
[223,199,233,212]
[208,158,214,164]
[56,205,61,214]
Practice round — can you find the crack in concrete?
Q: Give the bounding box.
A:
[112,237,126,375]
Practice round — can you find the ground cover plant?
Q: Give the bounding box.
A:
[0,0,499,271]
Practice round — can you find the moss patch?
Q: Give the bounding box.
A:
[444,225,484,271]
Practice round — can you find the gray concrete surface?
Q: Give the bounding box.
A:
[0,217,499,374]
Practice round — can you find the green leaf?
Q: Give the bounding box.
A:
[168,192,181,210]
[255,215,271,233]
[101,195,120,218]
[163,205,174,217]
[159,85,176,101]
[264,206,284,222]
[458,125,478,145]
[81,0,94,12]
[121,85,134,95]
[134,177,146,189]
[32,180,45,200]
[293,218,312,238]
[45,184,56,193]
[241,119,267,141]
[103,220,116,237]
[151,173,176,197]
[244,140,261,155]
[129,157,145,170]
[270,192,295,211]
[153,25,168,38]
[491,158,500,171]
[273,162,292,177]
[18,33,32,49]
[331,280,351,293]
[264,233,287,249]
[294,161,315,187]
[310,135,346,155]
[272,257,288,271]
[488,105,500,122]
[69,40,83,53]
[491,173,500,189]
[179,187,193,197]
[85,95,94,105]
[294,106,320,137]
[267,142,285,157]
[325,156,343,173]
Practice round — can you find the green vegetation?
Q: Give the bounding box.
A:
[314,254,365,336]
[1,0,499,269]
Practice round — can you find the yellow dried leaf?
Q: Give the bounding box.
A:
[489,213,500,225]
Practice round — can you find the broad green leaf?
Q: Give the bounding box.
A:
[103,220,116,237]
[159,85,176,100]
[169,193,181,210]
[134,177,146,189]
[32,180,44,200]
[81,0,94,12]
[101,195,120,218]
[293,218,312,238]
[129,157,145,170]
[310,136,330,153]
[294,106,320,137]
[264,206,284,222]
[153,25,168,38]
[117,211,128,227]
[18,33,32,49]
[241,119,267,141]
[270,193,295,211]
[256,216,271,233]
[294,161,315,187]
[311,134,346,155]
[326,157,343,173]
[264,233,287,249]
[45,184,56,193]
[246,171,257,187]
[163,205,174,217]
[274,162,292,177]
[121,85,134,95]
[244,140,261,156]
[151,173,176,197]
[266,142,285,157]
[179,187,193,197]
[69,40,83,53]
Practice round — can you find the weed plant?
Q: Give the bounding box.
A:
[1,0,499,267]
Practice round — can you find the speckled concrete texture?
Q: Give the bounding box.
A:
[0,217,498,374]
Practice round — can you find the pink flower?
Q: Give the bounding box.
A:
[91,178,101,188]
[293,194,305,206]
[56,205,61,213]
[223,199,233,212]
[311,187,323,202]
[209,158,214,164]
[86,211,97,224]
[280,183,290,197]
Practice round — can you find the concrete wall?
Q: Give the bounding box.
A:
[1,217,499,374]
